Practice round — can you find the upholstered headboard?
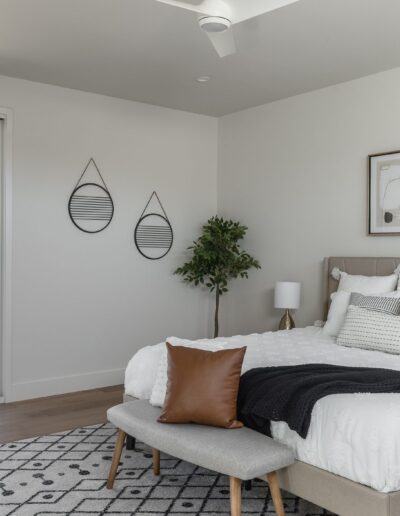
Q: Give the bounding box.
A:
[323,257,400,318]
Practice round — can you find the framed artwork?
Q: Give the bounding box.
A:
[369,150,400,235]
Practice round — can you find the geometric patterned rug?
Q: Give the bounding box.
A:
[0,423,335,515]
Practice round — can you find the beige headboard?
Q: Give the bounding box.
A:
[323,257,400,318]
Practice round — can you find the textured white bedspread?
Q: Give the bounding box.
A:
[124,327,400,492]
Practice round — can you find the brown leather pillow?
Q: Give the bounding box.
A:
[158,343,246,429]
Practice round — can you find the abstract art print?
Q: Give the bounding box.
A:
[369,151,400,235]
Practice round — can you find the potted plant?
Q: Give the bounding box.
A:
[175,216,260,337]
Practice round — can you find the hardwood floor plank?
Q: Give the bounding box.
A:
[0,385,123,443]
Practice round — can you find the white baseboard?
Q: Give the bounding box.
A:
[8,368,124,402]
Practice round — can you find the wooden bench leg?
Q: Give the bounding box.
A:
[152,448,160,476]
[106,429,126,489]
[267,471,285,516]
[230,476,241,516]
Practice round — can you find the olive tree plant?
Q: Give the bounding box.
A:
[175,216,260,338]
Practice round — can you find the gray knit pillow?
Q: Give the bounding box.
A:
[349,293,400,315]
[337,306,400,355]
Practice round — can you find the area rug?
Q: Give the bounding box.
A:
[0,423,335,515]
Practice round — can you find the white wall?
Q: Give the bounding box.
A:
[5,65,400,400]
[0,75,217,401]
[218,67,400,336]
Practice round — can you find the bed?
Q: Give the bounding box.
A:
[124,257,400,516]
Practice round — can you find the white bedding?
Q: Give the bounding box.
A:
[124,327,400,493]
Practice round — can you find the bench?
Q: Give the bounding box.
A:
[106,400,295,516]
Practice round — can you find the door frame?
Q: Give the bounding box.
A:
[0,107,13,402]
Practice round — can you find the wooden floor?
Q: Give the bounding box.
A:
[0,385,124,444]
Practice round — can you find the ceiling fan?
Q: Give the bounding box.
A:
[155,0,301,57]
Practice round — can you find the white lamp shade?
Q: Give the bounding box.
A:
[274,281,301,310]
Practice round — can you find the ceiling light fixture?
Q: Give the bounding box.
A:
[196,76,211,83]
[156,0,301,58]
[198,16,231,33]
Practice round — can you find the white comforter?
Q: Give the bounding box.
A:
[124,327,400,493]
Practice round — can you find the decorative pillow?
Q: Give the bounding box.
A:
[380,291,400,298]
[331,267,398,295]
[349,293,400,315]
[124,342,165,399]
[149,337,230,407]
[158,344,246,429]
[323,288,400,337]
[322,291,352,337]
[337,306,400,355]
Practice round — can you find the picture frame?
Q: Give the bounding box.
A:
[368,150,400,235]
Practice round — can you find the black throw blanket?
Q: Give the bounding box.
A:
[237,364,400,439]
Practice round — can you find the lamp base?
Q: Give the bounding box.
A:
[278,309,295,330]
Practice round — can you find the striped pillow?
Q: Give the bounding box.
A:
[349,293,400,315]
[337,306,400,355]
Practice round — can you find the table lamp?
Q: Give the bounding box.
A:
[274,281,301,330]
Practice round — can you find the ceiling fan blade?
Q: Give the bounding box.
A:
[206,28,236,57]
[156,0,230,17]
[229,0,301,24]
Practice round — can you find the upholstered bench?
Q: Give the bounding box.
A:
[106,400,294,515]
[107,400,294,516]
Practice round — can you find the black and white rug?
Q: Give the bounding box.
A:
[0,423,335,515]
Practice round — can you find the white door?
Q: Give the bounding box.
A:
[0,115,4,402]
[0,117,3,400]
[0,108,12,403]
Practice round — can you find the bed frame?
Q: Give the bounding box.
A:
[277,257,400,516]
[124,257,400,516]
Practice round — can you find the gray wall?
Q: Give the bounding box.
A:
[0,75,217,401]
[218,67,400,336]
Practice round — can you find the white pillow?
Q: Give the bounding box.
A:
[323,289,400,338]
[337,305,400,355]
[382,291,400,298]
[149,337,234,407]
[331,267,398,295]
[322,291,351,337]
[324,268,399,337]
[124,342,165,399]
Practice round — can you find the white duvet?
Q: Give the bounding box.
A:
[124,327,400,493]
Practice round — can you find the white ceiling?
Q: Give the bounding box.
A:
[1,0,400,116]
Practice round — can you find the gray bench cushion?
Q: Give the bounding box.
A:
[107,400,294,481]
